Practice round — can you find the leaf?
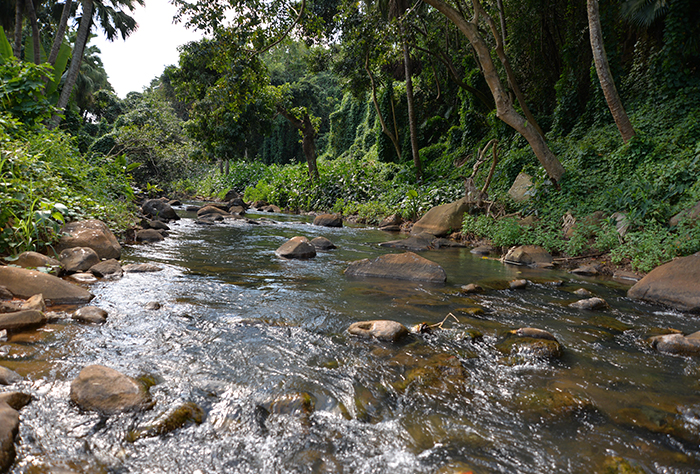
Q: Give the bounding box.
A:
[0,27,13,61]
[46,41,72,97]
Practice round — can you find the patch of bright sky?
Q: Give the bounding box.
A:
[90,0,203,98]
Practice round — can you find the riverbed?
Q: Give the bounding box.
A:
[5,208,700,473]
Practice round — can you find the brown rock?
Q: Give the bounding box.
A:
[510,279,529,289]
[142,199,179,221]
[72,306,108,324]
[59,247,100,273]
[379,233,434,251]
[70,365,153,415]
[90,259,123,279]
[460,283,483,294]
[276,236,316,259]
[310,236,336,250]
[197,205,230,218]
[411,198,472,237]
[0,310,46,331]
[0,392,32,410]
[56,219,122,260]
[0,402,19,472]
[344,252,447,284]
[0,366,22,385]
[569,297,608,310]
[628,254,700,312]
[135,229,165,243]
[14,251,62,272]
[123,263,163,273]
[649,331,700,356]
[313,214,343,227]
[570,264,601,276]
[348,320,409,342]
[503,245,554,268]
[0,266,93,305]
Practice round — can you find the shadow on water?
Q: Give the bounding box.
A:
[7,208,700,473]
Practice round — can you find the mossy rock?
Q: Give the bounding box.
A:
[495,336,563,359]
[612,405,700,444]
[601,456,646,474]
[127,402,205,441]
[392,353,466,395]
[454,307,485,317]
[515,388,595,422]
[589,315,633,333]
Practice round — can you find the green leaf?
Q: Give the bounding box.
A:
[46,41,72,97]
[0,27,13,61]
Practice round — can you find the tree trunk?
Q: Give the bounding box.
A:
[365,54,402,161]
[277,106,320,181]
[587,0,635,143]
[48,0,73,66]
[13,0,23,59]
[401,23,422,182]
[24,0,41,64]
[419,0,566,184]
[50,0,93,129]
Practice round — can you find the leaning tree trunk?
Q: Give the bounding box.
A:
[48,0,73,65]
[24,0,41,64]
[587,0,635,143]
[13,0,23,59]
[277,106,320,181]
[420,0,566,184]
[50,0,93,128]
[401,23,423,182]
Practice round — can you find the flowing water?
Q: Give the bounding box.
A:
[4,208,700,473]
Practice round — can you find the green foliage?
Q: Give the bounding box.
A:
[0,57,56,126]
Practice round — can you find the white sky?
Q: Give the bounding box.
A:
[90,0,203,98]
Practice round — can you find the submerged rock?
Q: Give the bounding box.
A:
[509,279,529,289]
[348,320,409,342]
[70,365,153,415]
[344,252,447,284]
[628,253,700,313]
[496,328,562,358]
[0,266,93,305]
[128,402,205,441]
[275,236,316,259]
[379,233,434,251]
[56,219,122,260]
[123,263,163,273]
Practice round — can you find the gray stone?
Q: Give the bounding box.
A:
[70,365,153,415]
[345,252,446,284]
[142,199,179,221]
[503,245,554,268]
[56,219,122,260]
[628,254,700,313]
[650,332,700,356]
[411,198,472,237]
[569,297,608,310]
[276,236,316,259]
[0,266,93,305]
[460,283,483,294]
[90,259,123,279]
[508,172,534,203]
[123,263,163,273]
[348,320,409,342]
[0,366,22,385]
[72,306,108,324]
[59,247,100,273]
[510,279,529,289]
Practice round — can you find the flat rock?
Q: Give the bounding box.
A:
[55,219,122,260]
[135,229,165,243]
[628,254,700,312]
[348,320,409,342]
[90,259,123,279]
[570,264,601,276]
[59,247,100,273]
[21,294,46,312]
[0,310,46,331]
[276,236,316,259]
[650,332,700,356]
[310,236,336,250]
[0,266,93,305]
[66,272,98,284]
[123,263,163,273]
[411,197,472,237]
[461,283,483,294]
[569,297,608,310]
[471,245,494,255]
[72,306,108,324]
[142,199,179,221]
[344,252,446,284]
[313,214,343,227]
[0,366,22,385]
[379,233,434,251]
[503,245,554,268]
[139,219,170,231]
[70,365,153,415]
[0,402,19,472]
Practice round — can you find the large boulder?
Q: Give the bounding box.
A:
[628,253,700,312]
[70,365,153,415]
[348,320,409,342]
[0,266,93,305]
[503,245,554,268]
[344,252,447,283]
[411,197,472,237]
[56,219,122,260]
[275,236,316,259]
[59,247,100,274]
[0,402,19,472]
[508,172,534,203]
[313,214,343,228]
[142,199,179,221]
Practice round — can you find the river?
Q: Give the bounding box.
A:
[5,208,700,473]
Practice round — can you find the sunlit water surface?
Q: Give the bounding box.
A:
[5,208,700,473]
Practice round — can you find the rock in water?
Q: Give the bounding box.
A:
[569,297,608,310]
[628,253,700,313]
[0,402,19,472]
[503,245,554,269]
[0,310,46,332]
[90,259,123,279]
[411,198,472,237]
[345,252,446,283]
[312,214,343,227]
[310,236,336,250]
[72,306,108,324]
[142,199,179,221]
[348,320,409,342]
[55,219,122,260]
[0,366,22,385]
[59,247,100,273]
[70,365,153,415]
[0,267,93,305]
[275,236,316,259]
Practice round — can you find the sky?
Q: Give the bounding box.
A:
[90,0,203,98]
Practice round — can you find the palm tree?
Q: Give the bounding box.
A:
[50,0,143,128]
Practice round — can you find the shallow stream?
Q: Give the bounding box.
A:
[4,208,700,473]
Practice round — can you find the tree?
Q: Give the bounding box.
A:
[587,0,635,143]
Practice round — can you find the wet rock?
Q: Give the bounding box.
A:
[573,288,593,297]
[513,327,558,341]
[72,306,108,324]
[453,307,485,317]
[310,236,336,250]
[0,310,46,331]
[0,366,22,385]
[195,218,216,226]
[19,294,46,312]
[391,353,466,396]
[348,320,409,342]
[142,199,179,221]
[228,205,246,215]
[460,283,483,294]
[509,279,529,289]
[197,205,230,218]
[123,263,163,273]
[379,233,434,251]
[508,172,534,202]
[275,236,316,259]
[70,365,153,415]
[612,405,699,444]
[0,401,19,472]
[378,214,402,231]
[261,204,282,213]
[89,259,123,279]
[128,402,205,441]
[135,229,165,243]
[613,270,641,282]
[496,329,563,358]
[13,251,63,274]
[56,219,122,260]
[0,392,32,410]
[59,247,100,274]
[470,245,494,255]
[344,252,447,284]
[313,213,343,227]
[503,245,554,268]
[570,264,601,276]
[186,205,201,212]
[145,301,162,310]
[66,272,98,284]
[601,456,646,474]
[139,218,170,231]
[515,387,595,422]
[649,331,700,356]
[569,297,608,310]
[628,253,700,313]
[260,392,315,416]
[411,197,473,237]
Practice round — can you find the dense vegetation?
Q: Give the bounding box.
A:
[1,0,699,272]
